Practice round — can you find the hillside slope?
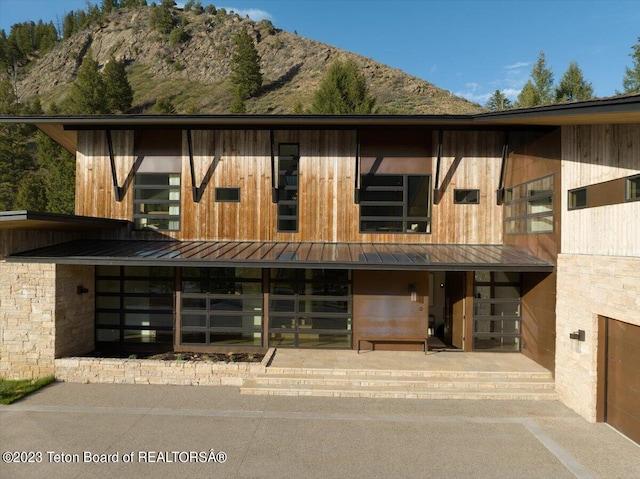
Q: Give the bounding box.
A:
[14,6,483,115]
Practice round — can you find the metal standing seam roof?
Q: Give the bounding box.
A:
[7,239,553,272]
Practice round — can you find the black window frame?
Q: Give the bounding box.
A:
[504,174,554,235]
[454,189,480,205]
[133,172,181,231]
[568,187,588,210]
[215,187,241,203]
[277,143,299,233]
[626,174,640,202]
[359,173,432,234]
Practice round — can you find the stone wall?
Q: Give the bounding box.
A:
[0,262,95,380]
[54,349,274,386]
[0,262,56,379]
[555,254,640,421]
[54,264,95,359]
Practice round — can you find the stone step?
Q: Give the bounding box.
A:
[240,380,559,400]
[264,367,553,380]
[249,374,556,390]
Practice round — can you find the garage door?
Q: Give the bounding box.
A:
[603,318,640,443]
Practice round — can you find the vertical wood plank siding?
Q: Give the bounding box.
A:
[75,129,505,244]
[561,124,640,256]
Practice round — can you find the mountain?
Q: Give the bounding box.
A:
[12,5,483,115]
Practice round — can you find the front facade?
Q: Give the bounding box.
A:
[1,97,639,440]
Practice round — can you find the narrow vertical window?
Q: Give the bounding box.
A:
[277,144,299,232]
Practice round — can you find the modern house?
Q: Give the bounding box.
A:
[1,95,638,441]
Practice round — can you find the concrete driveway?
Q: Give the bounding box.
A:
[1,382,638,479]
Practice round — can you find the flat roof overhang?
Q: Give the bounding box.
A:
[7,239,554,272]
[0,211,130,231]
[0,94,638,154]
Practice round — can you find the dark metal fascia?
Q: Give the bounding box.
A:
[433,130,443,205]
[354,130,361,204]
[105,130,123,202]
[496,131,509,205]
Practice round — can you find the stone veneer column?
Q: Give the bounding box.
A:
[0,262,56,379]
[555,254,640,422]
[0,262,95,380]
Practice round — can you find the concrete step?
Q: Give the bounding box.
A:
[241,380,559,400]
[264,367,553,380]
[249,374,556,390]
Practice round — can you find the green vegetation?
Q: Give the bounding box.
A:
[0,376,55,405]
[515,51,554,108]
[621,36,640,94]
[485,90,512,111]
[554,61,593,102]
[310,59,376,114]
[229,29,262,113]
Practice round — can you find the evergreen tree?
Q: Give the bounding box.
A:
[0,80,36,210]
[152,96,176,113]
[150,1,175,34]
[621,36,640,94]
[101,0,120,14]
[64,52,108,113]
[555,61,594,102]
[36,129,76,213]
[103,56,133,112]
[310,59,376,114]
[516,51,554,107]
[229,29,262,110]
[14,172,48,211]
[486,90,512,111]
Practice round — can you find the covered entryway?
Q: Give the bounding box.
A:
[598,316,640,443]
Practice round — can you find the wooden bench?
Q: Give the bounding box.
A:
[357,337,428,354]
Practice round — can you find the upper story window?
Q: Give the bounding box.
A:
[504,175,553,234]
[454,189,480,204]
[568,187,587,210]
[134,174,181,231]
[133,130,182,231]
[277,144,299,232]
[626,174,640,202]
[360,174,431,233]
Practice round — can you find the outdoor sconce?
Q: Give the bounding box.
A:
[77,285,89,295]
[409,283,417,302]
[569,329,585,341]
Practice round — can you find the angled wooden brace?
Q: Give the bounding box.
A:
[105,130,123,202]
[433,129,443,205]
[496,131,510,205]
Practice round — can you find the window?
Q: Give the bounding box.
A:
[133,173,181,231]
[626,175,640,202]
[568,187,587,210]
[473,271,521,352]
[269,269,352,349]
[215,187,240,202]
[454,189,480,204]
[180,268,263,347]
[504,175,553,234]
[95,266,175,347]
[360,174,431,233]
[277,144,299,232]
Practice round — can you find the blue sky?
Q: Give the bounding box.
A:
[1,0,638,104]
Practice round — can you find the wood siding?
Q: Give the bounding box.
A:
[75,129,505,244]
[561,124,640,256]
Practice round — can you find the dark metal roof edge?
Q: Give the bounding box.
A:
[5,255,554,272]
[0,210,130,227]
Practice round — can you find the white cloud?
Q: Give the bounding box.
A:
[505,61,530,70]
[465,82,479,91]
[222,6,273,21]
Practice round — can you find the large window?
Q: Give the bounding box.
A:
[269,269,352,348]
[180,268,263,347]
[277,144,299,232]
[360,174,431,233]
[504,175,553,234]
[473,271,521,351]
[95,266,175,347]
[134,173,181,230]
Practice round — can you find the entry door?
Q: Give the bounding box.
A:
[445,272,465,349]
